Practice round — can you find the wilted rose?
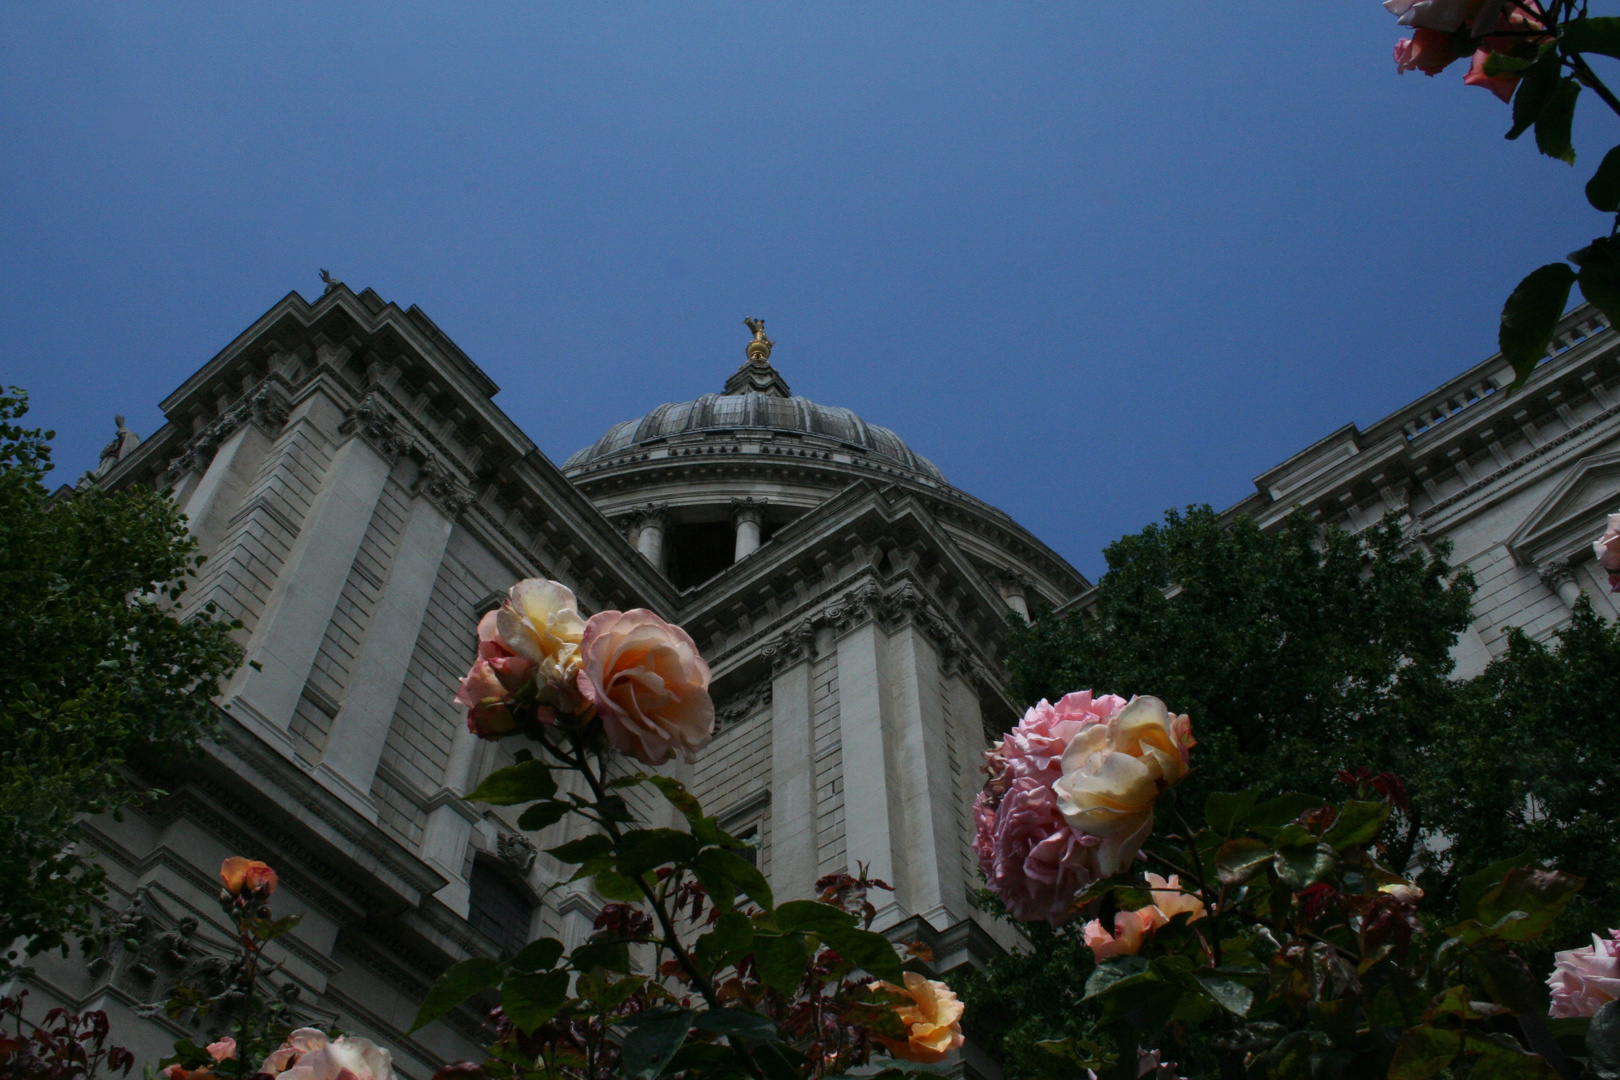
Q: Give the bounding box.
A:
[259,1029,396,1080]
[1594,513,1620,592]
[576,609,714,765]
[219,857,277,898]
[1395,27,1464,74]
[868,972,966,1064]
[1548,931,1620,1018]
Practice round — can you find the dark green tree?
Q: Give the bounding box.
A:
[1005,505,1475,816]
[0,388,242,978]
[1420,594,1620,934]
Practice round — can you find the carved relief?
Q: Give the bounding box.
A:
[341,392,415,460]
[166,385,292,480]
[716,679,773,727]
[414,455,472,518]
[497,831,538,874]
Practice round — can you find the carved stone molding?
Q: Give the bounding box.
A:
[761,620,816,673]
[413,455,472,518]
[341,391,415,460]
[625,502,670,530]
[716,678,773,726]
[1538,558,1576,589]
[497,831,538,874]
[166,384,292,480]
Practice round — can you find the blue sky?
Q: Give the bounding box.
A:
[2,3,1613,580]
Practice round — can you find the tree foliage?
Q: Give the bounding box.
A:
[0,388,242,978]
[1004,506,1475,815]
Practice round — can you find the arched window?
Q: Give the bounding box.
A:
[468,860,533,955]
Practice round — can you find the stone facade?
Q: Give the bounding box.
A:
[22,284,1620,1077]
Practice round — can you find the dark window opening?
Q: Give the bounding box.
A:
[733,826,760,867]
[469,860,533,955]
[667,521,736,590]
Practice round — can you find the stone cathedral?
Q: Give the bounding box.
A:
[26,282,1620,1077]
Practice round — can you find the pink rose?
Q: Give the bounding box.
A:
[1463,49,1519,101]
[577,609,715,765]
[1003,692,1127,783]
[1595,513,1620,592]
[455,612,540,738]
[973,791,999,880]
[1394,27,1464,75]
[259,1029,396,1080]
[986,776,1099,926]
[1549,931,1620,1018]
[1083,908,1160,960]
[206,1038,236,1063]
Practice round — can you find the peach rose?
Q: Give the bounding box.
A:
[1594,513,1620,592]
[868,972,966,1064]
[1054,697,1194,877]
[259,1029,396,1080]
[576,609,714,765]
[206,1038,236,1062]
[219,857,277,898]
[1145,873,1206,924]
[1394,27,1464,75]
[1083,908,1160,960]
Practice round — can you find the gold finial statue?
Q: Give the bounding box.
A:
[743,317,773,363]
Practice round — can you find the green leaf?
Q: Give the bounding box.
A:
[694,847,774,910]
[501,970,570,1034]
[1273,842,1335,890]
[509,937,565,972]
[646,775,704,819]
[753,932,811,993]
[1474,867,1585,941]
[1082,955,1150,1000]
[1247,793,1321,829]
[1573,237,1620,329]
[689,849,738,913]
[1322,800,1391,850]
[516,800,572,831]
[821,926,904,984]
[1194,973,1253,1017]
[1587,146,1620,211]
[547,834,614,865]
[1589,1000,1620,1079]
[1485,53,1536,75]
[1215,837,1272,885]
[593,870,647,903]
[572,935,632,973]
[775,899,859,935]
[620,1009,696,1080]
[464,760,557,806]
[1204,789,1259,835]
[1534,79,1580,165]
[1508,44,1563,141]
[410,956,503,1032]
[1499,262,1577,390]
[1472,947,1549,1016]
[693,1007,779,1043]
[617,828,700,877]
[1560,16,1620,61]
[1458,853,1536,921]
[696,911,754,973]
[1389,1024,1461,1080]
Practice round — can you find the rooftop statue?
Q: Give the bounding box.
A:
[743,317,773,362]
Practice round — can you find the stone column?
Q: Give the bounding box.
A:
[876,622,953,928]
[834,618,899,925]
[1540,559,1584,609]
[318,487,457,814]
[634,505,668,571]
[225,418,398,737]
[765,623,817,903]
[731,498,766,562]
[998,575,1031,621]
[177,423,274,558]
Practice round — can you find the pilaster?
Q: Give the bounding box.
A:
[766,622,818,903]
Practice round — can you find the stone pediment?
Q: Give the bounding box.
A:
[1506,449,1620,566]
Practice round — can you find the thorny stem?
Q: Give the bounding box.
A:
[1171,808,1223,968]
[1568,53,1620,121]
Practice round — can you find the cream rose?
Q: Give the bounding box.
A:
[1053,697,1194,877]
[576,609,714,765]
[495,579,586,690]
[259,1029,396,1080]
[868,972,966,1064]
[1595,513,1620,591]
[1145,872,1207,923]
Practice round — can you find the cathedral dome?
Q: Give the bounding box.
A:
[562,390,944,482]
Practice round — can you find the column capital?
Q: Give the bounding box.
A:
[627,502,670,529]
[762,620,816,673]
[729,496,767,524]
[413,455,472,518]
[1538,558,1576,589]
[341,391,415,461]
[165,384,291,482]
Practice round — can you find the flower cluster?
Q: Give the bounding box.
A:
[1548,928,1620,1018]
[866,973,966,1064]
[1595,513,1620,592]
[974,693,1194,925]
[260,1029,397,1080]
[455,578,715,766]
[1082,873,1207,961]
[1383,0,1547,102]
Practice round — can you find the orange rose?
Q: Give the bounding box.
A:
[219,857,277,898]
[868,972,965,1064]
[576,609,714,765]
